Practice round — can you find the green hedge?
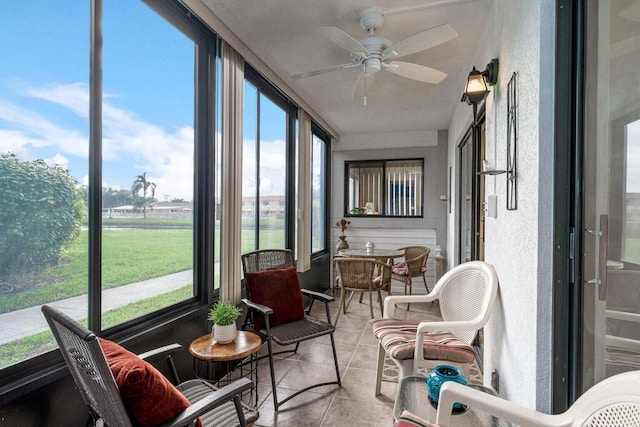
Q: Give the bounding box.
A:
[0,154,83,276]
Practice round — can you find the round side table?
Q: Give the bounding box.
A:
[189,330,262,405]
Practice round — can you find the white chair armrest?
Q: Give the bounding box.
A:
[383,294,438,318]
[416,319,487,334]
[435,381,565,427]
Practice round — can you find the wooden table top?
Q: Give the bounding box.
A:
[189,330,262,362]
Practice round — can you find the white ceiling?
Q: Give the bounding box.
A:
[199,0,493,137]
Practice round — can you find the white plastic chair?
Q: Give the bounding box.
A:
[371,260,499,395]
[435,370,640,427]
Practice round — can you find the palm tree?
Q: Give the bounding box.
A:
[131,172,156,219]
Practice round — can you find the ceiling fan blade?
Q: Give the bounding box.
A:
[385,61,447,84]
[352,70,375,105]
[291,62,360,80]
[383,23,458,59]
[319,26,369,56]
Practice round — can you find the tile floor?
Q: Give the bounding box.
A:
[250,285,441,427]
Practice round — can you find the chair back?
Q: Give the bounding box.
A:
[436,370,640,427]
[398,246,430,278]
[41,305,133,427]
[241,249,294,274]
[335,257,388,290]
[431,261,499,344]
[568,370,640,426]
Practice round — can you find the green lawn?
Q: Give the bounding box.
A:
[1,225,286,314]
[0,223,285,369]
[0,286,193,369]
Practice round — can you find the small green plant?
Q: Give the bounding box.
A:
[208,300,241,326]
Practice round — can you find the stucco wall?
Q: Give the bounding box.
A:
[446,0,555,412]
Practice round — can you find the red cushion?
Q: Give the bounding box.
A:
[99,338,197,427]
[244,266,305,331]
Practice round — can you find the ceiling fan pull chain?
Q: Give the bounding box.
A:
[363,63,368,106]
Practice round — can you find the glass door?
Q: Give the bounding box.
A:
[581,0,640,391]
[457,120,486,264]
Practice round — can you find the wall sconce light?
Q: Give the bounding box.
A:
[461,58,499,122]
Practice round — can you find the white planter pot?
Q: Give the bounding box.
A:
[213,323,237,344]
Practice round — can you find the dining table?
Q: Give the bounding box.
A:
[338,248,404,263]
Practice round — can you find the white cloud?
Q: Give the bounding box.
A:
[44,153,69,169]
[0,100,88,158]
[242,137,287,197]
[1,82,292,201]
[0,82,195,201]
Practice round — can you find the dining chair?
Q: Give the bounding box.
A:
[334,257,391,326]
[370,260,499,395]
[241,249,341,411]
[392,246,431,299]
[240,248,295,272]
[436,370,640,427]
[41,304,258,427]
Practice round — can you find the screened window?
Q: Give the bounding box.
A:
[0,0,89,368]
[311,128,328,253]
[101,0,195,329]
[0,0,216,377]
[242,70,294,252]
[345,159,423,217]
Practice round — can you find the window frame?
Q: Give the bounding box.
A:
[311,122,331,256]
[243,65,298,251]
[343,158,425,218]
[0,0,219,403]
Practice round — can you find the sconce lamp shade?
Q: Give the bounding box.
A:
[461,67,488,105]
[461,58,499,105]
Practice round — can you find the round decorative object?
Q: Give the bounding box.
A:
[365,241,375,253]
[336,235,349,251]
[213,323,237,344]
[427,365,467,410]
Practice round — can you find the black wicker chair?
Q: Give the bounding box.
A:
[41,304,258,427]
[241,249,341,410]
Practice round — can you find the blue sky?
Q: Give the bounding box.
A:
[0,1,288,202]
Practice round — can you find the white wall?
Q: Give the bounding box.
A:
[446,0,556,412]
[331,130,449,259]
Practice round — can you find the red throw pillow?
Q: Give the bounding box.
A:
[244,266,305,331]
[99,338,197,427]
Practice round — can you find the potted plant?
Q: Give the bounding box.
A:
[208,301,241,344]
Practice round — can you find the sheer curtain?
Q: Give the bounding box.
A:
[220,42,244,303]
[296,110,311,271]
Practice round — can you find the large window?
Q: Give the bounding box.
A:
[0,0,90,369]
[242,69,295,252]
[311,126,329,254]
[345,159,424,217]
[101,1,195,328]
[0,0,216,381]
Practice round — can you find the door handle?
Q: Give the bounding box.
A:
[584,214,608,301]
[598,214,608,301]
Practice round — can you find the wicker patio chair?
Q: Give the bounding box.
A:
[241,249,341,410]
[370,260,499,395]
[240,248,294,273]
[436,370,640,427]
[392,246,431,299]
[334,257,391,326]
[41,304,258,427]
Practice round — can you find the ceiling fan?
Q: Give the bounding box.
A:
[292,7,458,105]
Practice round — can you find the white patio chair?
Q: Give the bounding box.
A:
[370,260,499,395]
[435,370,640,427]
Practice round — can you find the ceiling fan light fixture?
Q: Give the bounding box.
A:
[364,57,381,75]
